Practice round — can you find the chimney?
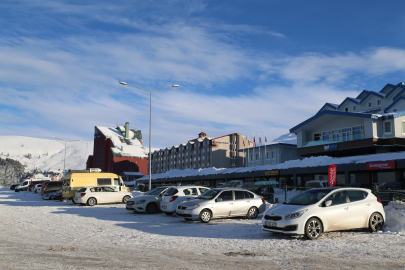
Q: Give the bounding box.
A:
[125,122,129,138]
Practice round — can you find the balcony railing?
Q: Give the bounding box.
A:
[302,132,365,147]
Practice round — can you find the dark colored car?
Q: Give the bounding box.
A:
[376,191,405,206]
[41,181,63,196]
[345,183,371,189]
[43,189,63,200]
[9,184,18,190]
[380,182,405,191]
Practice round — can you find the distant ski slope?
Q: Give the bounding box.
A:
[0,136,93,173]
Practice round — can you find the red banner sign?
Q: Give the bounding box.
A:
[366,161,396,170]
[328,164,337,187]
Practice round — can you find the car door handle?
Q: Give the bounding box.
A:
[344,207,349,210]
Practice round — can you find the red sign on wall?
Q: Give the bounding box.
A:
[366,161,396,170]
[328,164,337,187]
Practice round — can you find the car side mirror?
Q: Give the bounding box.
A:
[325,200,332,207]
[216,197,222,202]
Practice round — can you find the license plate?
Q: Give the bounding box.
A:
[266,221,276,227]
[177,210,184,214]
[161,205,167,209]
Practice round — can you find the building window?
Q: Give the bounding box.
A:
[272,151,275,159]
[353,126,362,140]
[342,128,350,142]
[203,156,205,160]
[250,154,253,161]
[345,107,348,112]
[202,149,205,153]
[323,132,329,142]
[384,121,392,134]
[207,148,209,152]
[314,133,321,141]
[207,162,210,167]
[368,101,372,108]
[266,152,270,160]
[402,122,405,135]
[256,154,259,161]
[353,106,356,111]
[393,108,398,112]
[377,100,381,106]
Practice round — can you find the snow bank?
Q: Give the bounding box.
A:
[384,201,405,233]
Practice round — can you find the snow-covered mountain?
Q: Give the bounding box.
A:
[0,136,93,173]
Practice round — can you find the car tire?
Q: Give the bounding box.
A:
[49,195,54,200]
[199,209,212,223]
[87,197,97,206]
[369,212,384,232]
[164,212,174,216]
[122,195,131,204]
[35,190,37,193]
[145,203,158,214]
[304,217,323,240]
[246,207,258,219]
[72,198,76,204]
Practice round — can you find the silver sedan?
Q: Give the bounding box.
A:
[176,188,265,223]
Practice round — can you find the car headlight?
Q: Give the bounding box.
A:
[135,200,146,204]
[127,201,135,205]
[284,209,307,220]
[186,204,200,210]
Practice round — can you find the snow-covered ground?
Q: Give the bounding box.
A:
[0,136,93,172]
[1,187,404,269]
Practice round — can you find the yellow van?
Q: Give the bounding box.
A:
[62,169,130,201]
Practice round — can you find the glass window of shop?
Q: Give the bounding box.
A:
[377,172,396,184]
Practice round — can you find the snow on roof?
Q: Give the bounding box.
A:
[270,133,297,145]
[138,150,405,181]
[96,126,147,158]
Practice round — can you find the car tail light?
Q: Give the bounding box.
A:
[261,197,265,203]
[169,196,178,202]
[80,193,86,197]
[377,198,382,204]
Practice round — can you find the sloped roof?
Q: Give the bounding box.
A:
[96,126,148,158]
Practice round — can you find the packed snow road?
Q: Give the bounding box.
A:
[1,188,404,270]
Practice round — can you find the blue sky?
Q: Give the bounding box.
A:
[1,0,405,148]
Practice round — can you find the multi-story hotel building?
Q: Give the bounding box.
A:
[151,132,250,174]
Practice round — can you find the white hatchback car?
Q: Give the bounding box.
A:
[73,186,132,206]
[176,188,265,223]
[161,186,211,215]
[33,184,42,193]
[126,186,172,214]
[262,187,385,240]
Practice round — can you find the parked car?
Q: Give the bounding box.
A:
[43,189,62,200]
[33,184,42,193]
[175,188,265,223]
[73,186,132,206]
[380,182,405,191]
[161,186,210,215]
[9,184,18,190]
[376,191,405,206]
[262,187,385,240]
[305,180,328,188]
[41,181,63,196]
[345,182,371,189]
[126,186,172,214]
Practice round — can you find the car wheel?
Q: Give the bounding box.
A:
[87,197,97,206]
[49,195,54,200]
[246,207,258,219]
[305,217,323,240]
[164,212,174,216]
[122,195,131,204]
[199,209,212,223]
[72,198,76,204]
[145,203,158,214]
[369,212,384,232]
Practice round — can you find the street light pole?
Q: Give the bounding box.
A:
[52,136,80,173]
[119,81,179,191]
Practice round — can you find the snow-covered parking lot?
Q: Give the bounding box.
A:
[1,187,404,270]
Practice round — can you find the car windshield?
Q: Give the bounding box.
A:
[163,188,178,196]
[199,189,221,200]
[285,189,334,205]
[145,187,167,195]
